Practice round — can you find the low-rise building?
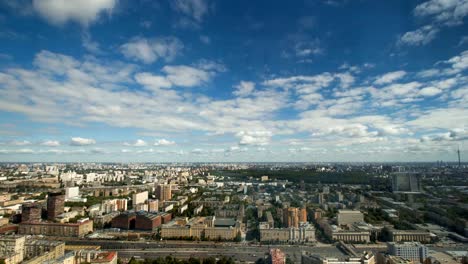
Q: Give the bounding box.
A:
[260,222,315,243]
[18,219,93,237]
[387,242,428,263]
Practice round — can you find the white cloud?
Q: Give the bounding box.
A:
[418,86,443,97]
[399,25,439,46]
[171,0,209,23]
[233,81,255,97]
[414,0,468,26]
[374,71,406,85]
[154,139,176,146]
[82,32,102,54]
[41,140,60,147]
[32,0,117,26]
[70,137,96,146]
[10,140,31,146]
[120,37,183,64]
[236,131,272,146]
[162,65,211,87]
[124,139,147,147]
[444,50,468,74]
[135,72,173,90]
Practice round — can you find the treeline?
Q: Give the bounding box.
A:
[212,169,371,184]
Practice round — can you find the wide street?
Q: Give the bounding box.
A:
[61,239,347,263]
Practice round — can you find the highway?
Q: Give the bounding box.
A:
[60,239,347,263]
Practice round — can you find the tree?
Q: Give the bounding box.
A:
[204,257,216,264]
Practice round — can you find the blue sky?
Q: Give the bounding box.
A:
[0,0,467,162]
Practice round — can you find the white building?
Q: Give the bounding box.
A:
[387,242,428,263]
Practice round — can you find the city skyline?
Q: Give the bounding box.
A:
[0,0,468,162]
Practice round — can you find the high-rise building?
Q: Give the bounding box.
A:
[132,191,148,206]
[283,207,299,228]
[155,184,172,202]
[387,242,428,263]
[47,192,65,221]
[21,203,42,223]
[391,172,422,193]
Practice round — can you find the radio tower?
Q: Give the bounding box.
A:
[458,146,461,168]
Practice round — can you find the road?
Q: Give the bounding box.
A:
[59,239,347,263]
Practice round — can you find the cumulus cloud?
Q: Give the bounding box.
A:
[41,140,60,147]
[374,71,406,85]
[154,139,176,146]
[399,25,439,46]
[414,0,468,26]
[233,81,255,97]
[33,0,117,26]
[236,131,272,145]
[70,137,96,146]
[120,37,183,64]
[418,86,443,97]
[124,139,147,147]
[444,50,468,74]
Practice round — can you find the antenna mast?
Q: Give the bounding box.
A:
[458,146,461,168]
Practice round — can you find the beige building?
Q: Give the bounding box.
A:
[156,184,172,202]
[0,236,25,264]
[23,240,65,264]
[18,219,93,237]
[337,210,364,226]
[260,222,315,243]
[132,191,148,206]
[318,218,371,243]
[389,230,432,243]
[161,216,241,241]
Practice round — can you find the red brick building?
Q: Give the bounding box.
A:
[135,212,161,231]
[111,212,136,230]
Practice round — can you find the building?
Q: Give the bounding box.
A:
[111,212,136,230]
[47,192,65,221]
[75,250,118,264]
[337,210,364,226]
[387,242,428,263]
[23,240,65,264]
[148,199,159,212]
[317,218,371,243]
[270,248,285,264]
[389,230,432,243]
[283,207,299,228]
[132,191,148,206]
[18,219,93,237]
[21,203,42,223]
[135,212,161,231]
[300,207,308,223]
[302,252,375,264]
[392,173,422,193]
[156,184,172,202]
[0,236,25,264]
[160,216,242,241]
[260,222,315,243]
[65,187,79,200]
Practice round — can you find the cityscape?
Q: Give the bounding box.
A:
[0,0,468,264]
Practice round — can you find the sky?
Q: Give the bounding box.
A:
[0,0,467,162]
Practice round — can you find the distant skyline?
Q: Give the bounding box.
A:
[0,0,467,162]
